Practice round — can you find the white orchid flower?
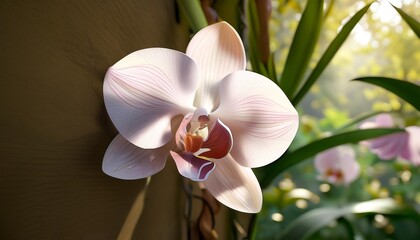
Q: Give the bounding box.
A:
[102,22,298,213]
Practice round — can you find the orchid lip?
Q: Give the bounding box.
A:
[184,132,204,153]
[170,151,216,181]
[175,107,233,162]
[169,108,234,181]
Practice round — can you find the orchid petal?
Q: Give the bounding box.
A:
[369,135,395,149]
[359,121,376,130]
[186,21,246,111]
[375,113,394,127]
[377,134,408,160]
[315,146,359,185]
[214,70,298,168]
[104,48,199,149]
[405,126,420,166]
[341,160,360,184]
[175,113,193,151]
[203,154,262,213]
[370,132,408,160]
[200,119,233,159]
[337,149,360,184]
[102,134,171,180]
[170,151,215,181]
[314,148,338,173]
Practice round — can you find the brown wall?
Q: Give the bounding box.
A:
[0,1,191,239]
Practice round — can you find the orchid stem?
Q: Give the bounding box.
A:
[247,213,258,240]
[117,177,151,240]
[183,179,193,240]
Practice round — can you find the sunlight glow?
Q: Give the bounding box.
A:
[385,224,395,234]
[278,178,295,190]
[415,192,420,204]
[295,199,308,209]
[373,214,388,228]
[389,177,399,186]
[378,188,389,198]
[399,170,412,182]
[271,213,284,222]
[371,0,401,25]
[370,179,381,192]
[353,24,372,46]
[287,188,314,199]
[319,183,331,193]
[352,0,403,46]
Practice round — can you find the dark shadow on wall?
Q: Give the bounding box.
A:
[0,1,190,239]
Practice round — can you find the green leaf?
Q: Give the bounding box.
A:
[247,0,270,78]
[349,198,419,217]
[279,198,420,240]
[353,77,420,111]
[176,0,208,33]
[118,177,151,239]
[391,4,420,38]
[257,128,404,188]
[292,2,373,106]
[323,0,335,20]
[335,110,398,132]
[279,0,324,99]
[267,52,278,82]
[337,217,356,240]
[280,207,346,240]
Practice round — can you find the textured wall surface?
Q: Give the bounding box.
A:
[0,1,190,239]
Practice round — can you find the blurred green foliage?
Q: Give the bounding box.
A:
[250,0,420,239]
[180,0,420,239]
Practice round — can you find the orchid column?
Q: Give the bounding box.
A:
[102,22,298,213]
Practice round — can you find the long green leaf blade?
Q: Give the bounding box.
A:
[247,0,262,74]
[279,0,324,99]
[349,198,419,217]
[247,0,270,78]
[335,110,397,132]
[267,52,278,82]
[280,207,346,240]
[292,2,373,106]
[279,198,420,240]
[176,0,208,33]
[353,77,420,111]
[257,128,403,188]
[391,4,420,38]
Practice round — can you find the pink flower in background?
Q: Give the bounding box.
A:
[314,146,360,185]
[102,22,299,213]
[360,114,420,166]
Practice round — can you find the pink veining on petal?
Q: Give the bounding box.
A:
[103,48,199,149]
[359,114,413,162]
[102,134,172,180]
[372,132,409,160]
[404,126,420,166]
[174,113,193,151]
[102,22,300,214]
[203,154,262,213]
[186,21,247,112]
[214,70,298,168]
[170,151,215,181]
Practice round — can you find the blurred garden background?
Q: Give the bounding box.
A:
[1,0,419,239]
[242,0,420,239]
